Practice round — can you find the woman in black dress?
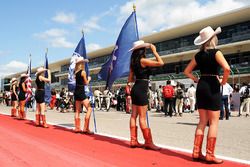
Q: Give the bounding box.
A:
[18,74,28,119]
[10,78,18,117]
[35,67,51,128]
[74,57,93,134]
[184,26,230,164]
[128,40,164,150]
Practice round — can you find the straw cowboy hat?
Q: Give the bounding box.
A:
[20,73,28,78]
[75,57,89,64]
[194,26,222,45]
[129,40,151,51]
[35,67,47,76]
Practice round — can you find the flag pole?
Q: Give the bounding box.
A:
[25,54,32,117]
[82,29,97,133]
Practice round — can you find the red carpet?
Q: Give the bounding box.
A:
[0,114,248,167]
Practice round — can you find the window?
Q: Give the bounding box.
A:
[61,78,68,85]
[61,64,70,72]
[51,71,59,83]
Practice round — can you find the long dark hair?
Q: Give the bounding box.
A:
[20,77,26,84]
[130,48,146,71]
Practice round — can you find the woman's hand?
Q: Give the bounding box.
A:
[150,44,157,53]
[88,76,91,81]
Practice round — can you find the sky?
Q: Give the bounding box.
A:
[0,0,249,78]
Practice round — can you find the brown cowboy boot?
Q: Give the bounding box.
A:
[82,117,94,135]
[22,110,26,119]
[11,108,15,117]
[18,109,22,119]
[130,126,143,148]
[192,134,206,161]
[74,118,81,133]
[206,137,223,164]
[13,108,17,117]
[35,114,41,126]
[19,110,25,120]
[41,115,48,128]
[142,128,161,151]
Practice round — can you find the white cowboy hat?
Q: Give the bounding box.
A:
[20,73,28,78]
[10,77,17,83]
[35,67,47,76]
[75,57,89,64]
[129,40,151,51]
[194,26,221,46]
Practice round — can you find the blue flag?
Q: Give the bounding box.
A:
[98,11,139,89]
[44,50,51,104]
[68,34,92,97]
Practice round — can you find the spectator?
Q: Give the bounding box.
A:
[175,83,185,117]
[94,89,102,110]
[125,82,132,114]
[103,89,112,111]
[220,80,233,120]
[156,85,163,112]
[239,83,250,117]
[162,80,174,117]
[187,84,196,113]
[50,88,56,110]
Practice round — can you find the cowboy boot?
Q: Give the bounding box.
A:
[206,137,223,164]
[82,117,94,135]
[19,110,25,120]
[11,108,15,117]
[41,115,48,128]
[142,128,161,151]
[18,109,22,119]
[22,110,26,120]
[13,108,17,117]
[130,126,143,148]
[35,114,41,126]
[74,118,81,133]
[192,134,206,161]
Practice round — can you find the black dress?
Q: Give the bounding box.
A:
[74,70,87,101]
[131,57,150,106]
[18,82,26,101]
[11,85,18,101]
[195,49,221,111]
[35,76,45,103]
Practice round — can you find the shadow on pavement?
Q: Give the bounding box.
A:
[176,122,197,126]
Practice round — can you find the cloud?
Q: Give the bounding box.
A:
[83,16,103,33]
[52,12,75,24]
[82,6,116,33]
[51,37,75,48]
[0,60,27,77]
[86,43,101,52]
[34,28,67,39]
[119,0,249,35]
[34,28,74,48]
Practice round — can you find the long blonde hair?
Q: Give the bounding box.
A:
[200,35,218,51]
[75,62,85,74]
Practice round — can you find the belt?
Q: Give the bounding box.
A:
[76,85,85,87]
[201,74,218,77]
[136,79,148,81]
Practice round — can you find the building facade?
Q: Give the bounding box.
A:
[3,6,250,91]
